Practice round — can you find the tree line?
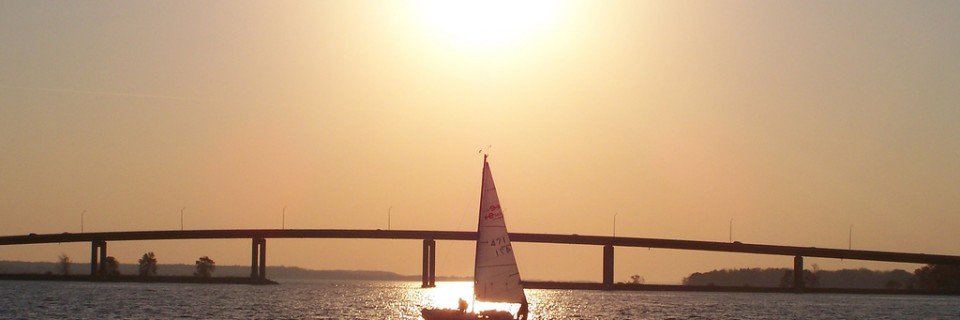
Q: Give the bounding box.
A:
[56,252,216,278]
[682,264,960,291]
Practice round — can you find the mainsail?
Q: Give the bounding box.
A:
[473,156,526,303]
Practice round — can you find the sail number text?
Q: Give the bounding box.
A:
[489,236,513,256]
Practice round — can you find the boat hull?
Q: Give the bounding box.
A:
[421,308,514,320]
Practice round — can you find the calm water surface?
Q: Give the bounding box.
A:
[1,280,958,319]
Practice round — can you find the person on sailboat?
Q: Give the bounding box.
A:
[458,298,468,313]
[517,298,529,320]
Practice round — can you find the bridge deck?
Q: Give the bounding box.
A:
[1,229,958,265]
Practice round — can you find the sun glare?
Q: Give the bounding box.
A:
[419,281,517,313]
[410,0,567,50]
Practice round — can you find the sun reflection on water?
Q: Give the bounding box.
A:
[418,281,473,310]
[416,281,522,314]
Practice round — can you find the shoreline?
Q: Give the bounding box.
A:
[522,281,960,295]
[0,274,277,285]
[3,275,958,295]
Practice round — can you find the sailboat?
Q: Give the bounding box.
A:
[421,155,528,320]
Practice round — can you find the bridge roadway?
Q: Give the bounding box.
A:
[3,229,959,290]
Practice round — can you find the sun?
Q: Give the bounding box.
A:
[410,0,567,50]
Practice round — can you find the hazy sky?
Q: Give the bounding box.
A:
[1,1,958,284]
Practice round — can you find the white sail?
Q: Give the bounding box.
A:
[473,156,526,303]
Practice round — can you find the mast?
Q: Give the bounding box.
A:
[473,154,488,302]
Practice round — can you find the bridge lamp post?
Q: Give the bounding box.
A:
[81,210,86,233]
[282,206,287,230]
[613,212,618,237]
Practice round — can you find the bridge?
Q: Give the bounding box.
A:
[3,229,959,291]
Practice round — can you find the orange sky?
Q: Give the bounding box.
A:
[1,1,958,284]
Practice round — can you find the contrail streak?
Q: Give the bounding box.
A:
[0,84,215,102]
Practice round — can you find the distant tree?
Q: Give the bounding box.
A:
[816,268,912,289]
[779,269,816,288]
[57,254,71,275]
[194,256,216,277]
[138,252,158,277]
[779,270,792,288]
[809,264,820,288]
[630,274,644,284]
[684,268,785,287]
[687,267,911,289]
[104,256,120,277]
[884,279,903,290]
[914,264,960,291]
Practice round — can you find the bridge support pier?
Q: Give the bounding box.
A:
[422,239,436,288]
[603,244,614,290]
[250,238,266,280]
[793,255,804,293]
[90,240,106,276]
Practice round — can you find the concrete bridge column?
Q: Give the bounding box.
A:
[99,241,107,275]
[422,239,436,288]
[251,238,259,278]
[250,238,266,279]
[90,241,97,276]
[793,255,804,292]
[90,240,106,276]
[259,239,267,279]
[429,239,436,287]
[603,244,614,289]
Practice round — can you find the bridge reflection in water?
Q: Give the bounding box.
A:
[3,229,959,292]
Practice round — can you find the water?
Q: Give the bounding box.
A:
[1,280,958,319]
